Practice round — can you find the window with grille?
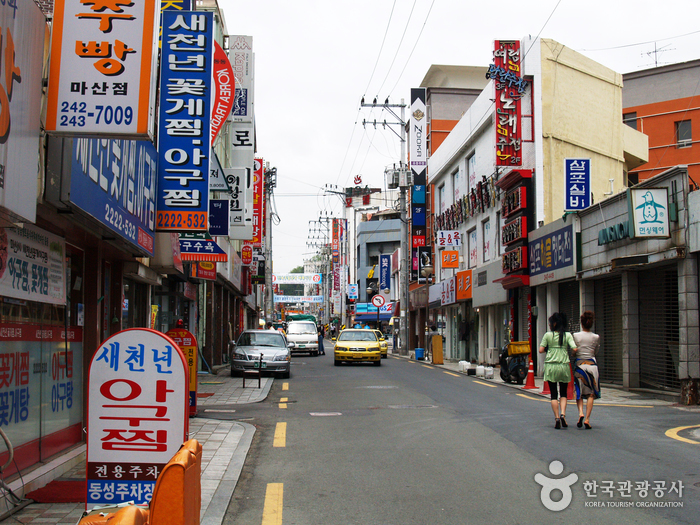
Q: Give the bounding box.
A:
[676,120,691,148]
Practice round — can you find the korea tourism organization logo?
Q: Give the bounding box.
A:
[535,461,684,511]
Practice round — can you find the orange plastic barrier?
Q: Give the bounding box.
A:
[78,439,202,525]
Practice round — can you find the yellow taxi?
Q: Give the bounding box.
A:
[333,329,382,366]
[372,329,388,358]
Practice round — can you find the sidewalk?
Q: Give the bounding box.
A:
[1,369,272,525]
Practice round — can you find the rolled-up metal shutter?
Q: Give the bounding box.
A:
[558,280,580,333]
[596,276,623,384]
[639,266,680,391]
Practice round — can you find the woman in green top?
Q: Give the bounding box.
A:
[538,312,577,429]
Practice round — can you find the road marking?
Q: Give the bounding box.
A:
[443,371,460,377]
[279,403,287,409]
[517,393,548,402]
[280,397,288,402]
[421,365,432,369]
[665,425,700,445]
[309,412,342,416]
[262,483,283,524]
[474,380,497,388]
[282,383,289,391]
[203,408,237,412]
[408,360,416,364]
[273,423,286,447]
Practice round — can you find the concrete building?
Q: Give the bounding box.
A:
[427,38,648,371]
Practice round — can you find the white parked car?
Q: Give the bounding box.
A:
[229,330,292,378]
[285,321,319,356]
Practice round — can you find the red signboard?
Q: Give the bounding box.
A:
[502,186,527,218]
[488,40,526,167]
[241,244,253,265]
[502,216,528,246]
[211,42,235,145]
[502,246,528,274]
[166,328,199,417]
[252,159,264,247]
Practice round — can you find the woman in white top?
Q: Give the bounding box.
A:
[572,311,601,429]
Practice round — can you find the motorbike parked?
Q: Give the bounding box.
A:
[499,340,530,384]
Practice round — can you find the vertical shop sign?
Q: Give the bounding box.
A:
[379,254,391,291]
[229,36,253,122]
[46,0,159,137]
[211,41,234,145]
[487,40,527,167]
[87,329,188,506]
[165,327,198,417]
[410,88,427,250]
[156,11,213,232]
[251,158,264,247]
[564,158,591,211]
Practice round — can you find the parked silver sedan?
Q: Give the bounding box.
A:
[229,330,292,378]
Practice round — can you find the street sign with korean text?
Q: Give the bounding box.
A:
[156,11,213,232]
[86,329,188,507]
[46,0,159,138]
[564,158,591,211]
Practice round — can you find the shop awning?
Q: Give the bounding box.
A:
[493,274,530,289]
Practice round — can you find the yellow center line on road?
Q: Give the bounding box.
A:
[517,393,548,402]
[421,365,433,369]
[279,403,287,409]
[282,383,289,391]
[666,425,700,445]
[262,483,283,524]
[273,422,286,448]
[280,397,288,402]
[443,371,460,377]
[473,380,497,388]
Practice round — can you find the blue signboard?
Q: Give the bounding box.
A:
[564,158,590,211]
[529,225,574,276]
[379,254,391,291]
[156,11,213,231]
[209,199,229,236]
[70,138,157,256]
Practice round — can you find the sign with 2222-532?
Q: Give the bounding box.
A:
[156,11,213,232]
[45,0,159,137]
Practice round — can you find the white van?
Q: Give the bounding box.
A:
[286,321,319,356]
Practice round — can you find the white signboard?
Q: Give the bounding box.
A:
[348,283,358,300]
[0,0,45,226]
[225,167,252,239]
[87,328,189,506]
[274,295,324,303]
[0,225,66,304]
[46,0,159,138]
[229,36,254,123]
[273,273,322,284]
[437,231,462,247]
[629,187,670,239]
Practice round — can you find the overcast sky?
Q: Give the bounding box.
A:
[220,0,700,274]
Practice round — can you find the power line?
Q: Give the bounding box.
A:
[580,30,700,52]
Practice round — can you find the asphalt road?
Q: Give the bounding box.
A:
[220,353,700,525]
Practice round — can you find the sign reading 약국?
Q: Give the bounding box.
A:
[87,329,189,506]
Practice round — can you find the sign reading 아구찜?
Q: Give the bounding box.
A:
[46,0,159,137]
[87,329,189,507]
[156,11,213,232]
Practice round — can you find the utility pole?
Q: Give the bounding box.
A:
[360,97,409,355]
[264,164,277,322]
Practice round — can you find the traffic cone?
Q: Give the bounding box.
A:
[522,358,537,390]
[540,377,551,396]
